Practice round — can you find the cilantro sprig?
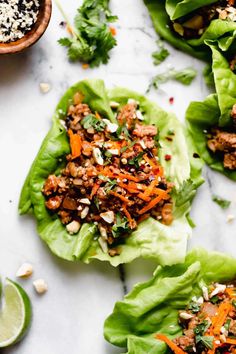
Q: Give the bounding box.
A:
[56,0,118,67]
[147,67,197,92]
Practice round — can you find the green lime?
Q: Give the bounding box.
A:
[0,278,32,347]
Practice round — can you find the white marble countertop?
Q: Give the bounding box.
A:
[0,0,235,353]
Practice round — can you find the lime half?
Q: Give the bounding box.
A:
[0,278,32,347]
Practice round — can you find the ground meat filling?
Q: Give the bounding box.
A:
[157,283,236,353]
[207,105,236,170]
[42,94,173,256]
[172,0,236,40]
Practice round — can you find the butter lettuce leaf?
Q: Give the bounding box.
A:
[19,79,203,266]
[186,46,236,180]
[166,0,217,20]
[144,0,236,61]
[104,248,236,352]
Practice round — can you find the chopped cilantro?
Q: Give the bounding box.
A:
[224,318,231,331]
[104,179,117,192]
[81,114,106,132]
[188,301,200,313]
[128,152,145,169]
[196,336,214,349]
[112,213,130,238]
[194,320,210,337]
[57,0,118,67]
[210,295,219,304]
[212,195,231,209]
[147,67,197,92]
[152,40,169,66]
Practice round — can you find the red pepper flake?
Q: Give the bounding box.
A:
[169,97,174,105]
[165,154,172,161]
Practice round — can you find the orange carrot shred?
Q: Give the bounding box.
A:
[156,334,187,354]
[137,192,151,202]
[90,183,100,199]
[68,129,82,158]
[123,205,135,228]
[109,191,133,205]
[213,302,232,336]
[110,26,117,36]
[82,63,89,70]
[138,191,168,214]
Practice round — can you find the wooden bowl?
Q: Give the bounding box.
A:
[0,0,52,55]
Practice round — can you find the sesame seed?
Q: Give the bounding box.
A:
[0,0,40,43]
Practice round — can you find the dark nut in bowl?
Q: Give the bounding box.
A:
[0,0,52,55]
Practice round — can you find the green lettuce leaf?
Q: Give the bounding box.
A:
[144,0,236,61]
[104,248,236,353]
[186,46,236,180]
[166,0,217,20]
[19,79,203,266]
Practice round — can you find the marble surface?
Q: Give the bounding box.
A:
[0,0,235,353]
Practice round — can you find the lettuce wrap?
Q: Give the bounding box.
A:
[19,79,203,266]
[104,248,236,353]
[144,0,236,61]
[186,45,236,180]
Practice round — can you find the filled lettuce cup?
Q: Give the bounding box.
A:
[186,45,236,179]
[104,248,236,353]
[19,79,203,266]
[144,0,236,61]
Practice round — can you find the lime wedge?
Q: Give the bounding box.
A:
[0,278,32,347]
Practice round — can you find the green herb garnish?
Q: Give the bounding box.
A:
[224,318,231,331]
[196,335,214,349]
[188,301,200,313]
[112,214,130,238]
[147,67,197,91]
[152,40,169,66]
[128,152,145,169]
[212,195,231,209]
[210,295,219,304]
[57,0,118,67]
[194,321,213,349]
[81,114,106,132]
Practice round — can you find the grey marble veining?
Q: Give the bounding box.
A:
[0,0,235,353]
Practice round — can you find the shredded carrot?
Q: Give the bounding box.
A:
[95,111,101,119]
[109,191,133,205]
[138,191,168,214]
[123,205,135,228]
[156,334,187,354]
[225,338,236,345]
[101,168,140,182]
[90,183,100,199]
[82,63,89,70]
[68,129,82,158]
[137,192,151,202]
[143,179,157,197]
[226,288,236,298]
[118,182,139,194]
[213,302,232,336]
[110,26,117,36]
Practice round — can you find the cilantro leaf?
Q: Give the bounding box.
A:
[147,67,197,91]
[57,0,118,67]
[196,336,214,349]
[152,40,169,66]
[152,48,169,65]
[81,114,106,132]
[112,214,130,238]
[212,195,231,209]
[188,301,200,313]
[128,152,145,169]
